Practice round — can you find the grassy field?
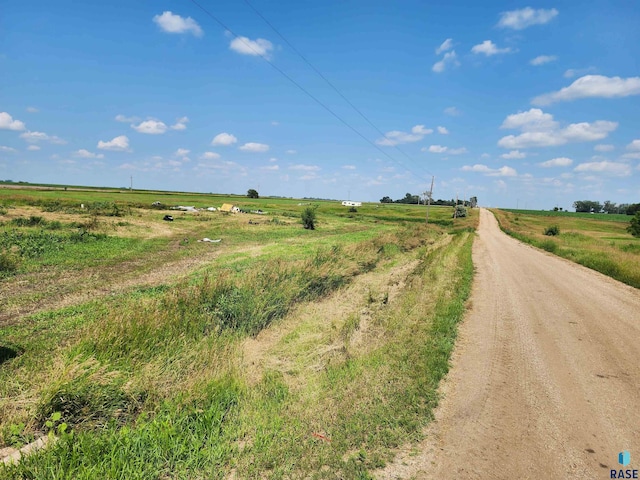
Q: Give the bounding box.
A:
[492,208,640,288]
[1,186,477,478]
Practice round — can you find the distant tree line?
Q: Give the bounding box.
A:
[380,193,477,207]
[572,200,640,215]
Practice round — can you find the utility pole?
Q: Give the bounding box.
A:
[130,176,133,191]
[425,176,434,225]
[454,192,459,219]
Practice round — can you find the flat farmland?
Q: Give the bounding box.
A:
[492,208,640,288]
[0,187,476,478]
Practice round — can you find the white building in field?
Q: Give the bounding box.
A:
[341,201,362,207]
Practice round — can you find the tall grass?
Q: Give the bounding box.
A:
[1,196,476,478]
[493,209,640,288]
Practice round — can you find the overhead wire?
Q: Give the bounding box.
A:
[187,0,432,184]
[242,0,434,178]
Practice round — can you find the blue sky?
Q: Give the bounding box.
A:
[1,0,639,209]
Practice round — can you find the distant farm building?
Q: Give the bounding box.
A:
[220,203,240,213]
[341,201,362,207]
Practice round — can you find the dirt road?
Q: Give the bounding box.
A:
[377,208,640,479]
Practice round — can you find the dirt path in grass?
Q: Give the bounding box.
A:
[0,242,267,327]
[376,208,640,479]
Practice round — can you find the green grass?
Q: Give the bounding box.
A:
[502,208,630,222]
[493,208,640,288]
[0,186,478,478]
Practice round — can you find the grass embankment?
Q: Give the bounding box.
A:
[1,188,476,478]
[493,209,640,288]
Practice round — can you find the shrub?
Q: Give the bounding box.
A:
[301,206,317,230]
[0,250,21,274]
[348,206,357,213]
[11,215,46,227]
[452,205,467,218]
[544,225,560,236]
[628,212,640,238]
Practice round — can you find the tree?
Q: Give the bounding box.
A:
[395,192,420,204]
[573,200,602,213]
[301,206,317,230]
[628,212,640,238]
[603,200,617,214]
[247,189,259,199]
[627,203,640,216]
[380,196,393,203]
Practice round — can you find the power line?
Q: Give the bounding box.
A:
[242,0,434,178]
[187,0,431,184]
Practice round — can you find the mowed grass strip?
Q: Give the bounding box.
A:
[492,208,640,288]
[1,219,475,479]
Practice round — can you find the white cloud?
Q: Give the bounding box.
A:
[498,7,559,30]
[230,36,273,57]
[461,164,517,176]
[532,75,640,106]
[412,125,433,135]
[211,132,237,146]
[115,114,139,123]
[530,55,557,66]
[26,107,39,113]
[0,112,26,131]
[574,161,632,176]
[153,11,203,37]
[539,157,572,167]
[175,148,190,157]
[501,108,558,131]
[498,108,617,149]
[74,149,104,159]
[342,165,356,170]
[261,164,279,171]
[437,126,449,135]
[286,149,297,154]
[627,139,640,151]
[377,125,432,146]
[449,147,468,155]
[200,152,221,160]
[622,141,640,159]
[27,145,40,151]
[501,150,526,159]
[594,144,614,152]
[195,160,246,176]
[289,164,320,172]
[444,106,461,116]
[425,145,467,154]
[432,51,459,73]
[239,142,269,152]
[132,120,168,135]
[19,131,66,144]
[427,145,447,153]
[471,40,512,56]
[97,135,130,151]
[171,116,189,131]
[435,38,454,55]
[0,146,17,153]
[564,67,596,79]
